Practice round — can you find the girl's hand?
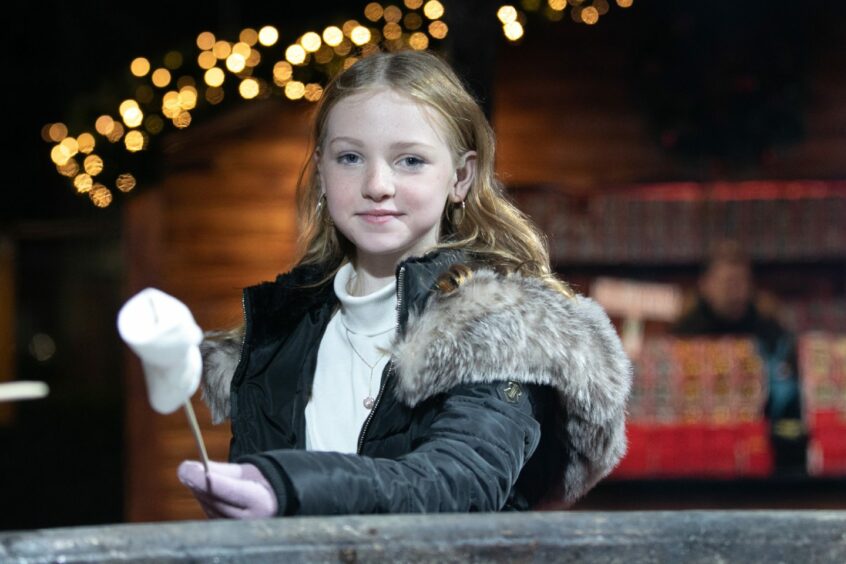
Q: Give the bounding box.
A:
[177,460,278,519]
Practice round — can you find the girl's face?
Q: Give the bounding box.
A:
[318,88,475,269]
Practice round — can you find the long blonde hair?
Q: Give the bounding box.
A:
[295,50,571,296]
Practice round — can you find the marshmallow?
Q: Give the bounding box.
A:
[117,288,203,414]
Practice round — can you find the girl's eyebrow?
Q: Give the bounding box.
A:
[327,137,436,151]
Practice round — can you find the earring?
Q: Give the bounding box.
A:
[451,200,466,227]
[316,193,326,214]
[316,193,333,225]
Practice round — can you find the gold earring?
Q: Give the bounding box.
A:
[451,200,466,227]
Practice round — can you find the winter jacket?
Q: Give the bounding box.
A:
[200,250,632,515]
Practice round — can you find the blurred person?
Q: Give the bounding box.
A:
[673,240,806,473]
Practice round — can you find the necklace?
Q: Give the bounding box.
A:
[344,326,391,409]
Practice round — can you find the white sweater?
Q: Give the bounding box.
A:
[304,263,397,453]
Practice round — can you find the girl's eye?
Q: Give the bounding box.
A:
[337,153,361,165]
[400,156,425,168]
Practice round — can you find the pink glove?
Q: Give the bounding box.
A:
[177,460,278,519]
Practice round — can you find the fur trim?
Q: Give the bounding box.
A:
[391,269,632,505]
[199,328,243,424]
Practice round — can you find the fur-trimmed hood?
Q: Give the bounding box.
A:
[200,266,632,506]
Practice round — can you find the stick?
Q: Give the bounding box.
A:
[184,400,210,474]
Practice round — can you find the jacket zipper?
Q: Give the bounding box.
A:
[357,264,405,454]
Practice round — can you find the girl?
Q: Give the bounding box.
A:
[178,50,631,518]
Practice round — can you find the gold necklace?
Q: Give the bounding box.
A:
[344,326,391,409]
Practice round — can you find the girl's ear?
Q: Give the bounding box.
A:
[450,151,477,203]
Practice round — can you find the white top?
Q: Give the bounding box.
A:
[305,262,397,453]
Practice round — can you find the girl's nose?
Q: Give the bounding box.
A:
[362,163,394,200]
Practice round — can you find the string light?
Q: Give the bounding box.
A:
[49,0,626,208]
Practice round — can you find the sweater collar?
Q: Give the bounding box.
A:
[333,262,397,335]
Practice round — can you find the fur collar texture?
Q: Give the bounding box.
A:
[391,269,632,505]
[200,268,632,506]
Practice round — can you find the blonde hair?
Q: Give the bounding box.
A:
[295,50,571,296]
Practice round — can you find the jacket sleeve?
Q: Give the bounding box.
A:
[237,381,543,515]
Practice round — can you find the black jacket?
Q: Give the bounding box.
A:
[201,250,632,515]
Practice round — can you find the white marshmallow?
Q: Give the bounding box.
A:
[117,288,203,414]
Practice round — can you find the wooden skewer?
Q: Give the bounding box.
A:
[184,400,210,474]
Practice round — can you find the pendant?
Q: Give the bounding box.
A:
[363,396,375,410]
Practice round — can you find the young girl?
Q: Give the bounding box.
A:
[178,50,632,518]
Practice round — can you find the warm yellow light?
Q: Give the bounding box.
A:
[84,154,104,175]
[364,2,384,21]
[383,22,402,40]
[162,91,181,118]
[497,5,518,23]
[334,38,353,56]
[323,26,344,46]
[179,86,198,109]
[40,123,52,143]
[77,132,95,154]
[130,57,150,77]
[230,42,249,59]
[164,51,183,69]
[48,123,68,142]
[284,80,305,100]
[125,130,145,152]
[123,107,143,128]
[404,13,423,29]
[119,99,139,116]
[136,85,154,104]
[177,75,196,88]
[226,53,246,73]
[404,0,424,8]
[198,50,217,70]
[286,44,307,65]
[151,68,172,88]
[212,41,232,59]
[204,67,225,87]
[581,6,599,24]
[384,5,402,23]
[616,0,633,7]
[301,31,322,52]
[144,114,164,134]
[273,61,293,84]
[60,137,79,157]
[429,20,448,38]
[423,0,444,19]
[56,159,79,177]
[304,83,324,102]
[197,31,216,51]
[350,26,372,46]
[107,122,125,143]
[343,57,358,70]
[116,173,136,192]
[595,0,610,15]
[95,116,114,136]
[50,144,71,166]
[239,78,260,99]
[173,111,192,129]
[246,49,261,67]
[73,173,93,193]
[89,184,112,208]
[548,0,566,10]
[570,7,583,22]
[409,31,429,50]
[57,159,79,177]
[504,20,524,40]
[239,28,258,46]
[342,20,360,36]
[259,25,279,46]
